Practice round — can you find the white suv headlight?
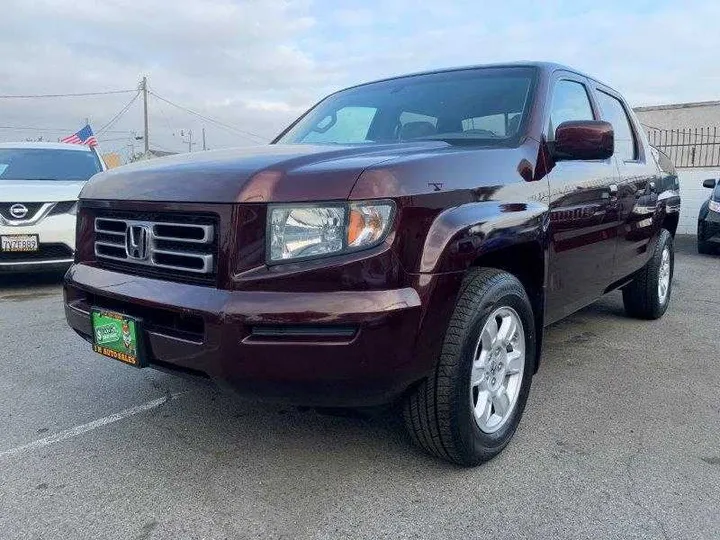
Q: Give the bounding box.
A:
[709,200,720,213]
[268,201,394,263]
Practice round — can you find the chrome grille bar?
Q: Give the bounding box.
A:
[94,217,215,275]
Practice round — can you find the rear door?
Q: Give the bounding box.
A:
[545,75,621,323]
[592,86,660,281]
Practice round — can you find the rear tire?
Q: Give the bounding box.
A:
[403,268,536,466]
[623,229,674,320]
[698,241,713,255]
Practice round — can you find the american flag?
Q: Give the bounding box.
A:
[61,124,98,147]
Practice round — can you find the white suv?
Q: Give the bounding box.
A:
[0,142,105,273]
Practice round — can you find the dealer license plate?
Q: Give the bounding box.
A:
[91,310,146,367]
[1,234,39,252]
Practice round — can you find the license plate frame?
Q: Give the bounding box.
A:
[1,234,39,253]
[91,309,147,368]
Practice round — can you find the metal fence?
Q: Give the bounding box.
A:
[645,126,720,168]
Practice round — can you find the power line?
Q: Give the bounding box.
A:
[150,90,267,143]
[0,89,136,99]
[97,92,141,134]
[154,97,175,133]
[0,125,130,134]
[97,136,133,143]
[148,90,268,143]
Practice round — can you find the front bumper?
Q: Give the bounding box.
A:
[0,214,75,273]
[64,263,451,406]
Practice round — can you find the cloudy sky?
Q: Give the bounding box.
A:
[1,0,719,161]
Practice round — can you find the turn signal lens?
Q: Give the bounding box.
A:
[347,209,366,245]
[347,202,394,248]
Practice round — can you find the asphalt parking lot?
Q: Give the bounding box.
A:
[0,236,718,540]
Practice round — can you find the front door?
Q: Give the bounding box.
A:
[545,76,621,323]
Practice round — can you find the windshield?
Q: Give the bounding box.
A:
[276,67,536,146]
[0,148,103,181]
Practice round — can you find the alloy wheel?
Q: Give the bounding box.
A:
[469,306,526,433]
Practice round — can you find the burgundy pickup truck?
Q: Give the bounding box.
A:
[64,62,680,465]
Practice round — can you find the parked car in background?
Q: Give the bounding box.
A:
[698,178,720,254]
[0,142,105,273]
[64,62,679,465]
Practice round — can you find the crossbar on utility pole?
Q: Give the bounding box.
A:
[141,76,149,155]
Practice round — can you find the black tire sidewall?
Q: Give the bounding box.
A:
[697,223,710,253]
[652,230,674,317]
[452,280,536,462]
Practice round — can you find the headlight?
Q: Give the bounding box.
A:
[709,200,720,213]
[268,201,394,263]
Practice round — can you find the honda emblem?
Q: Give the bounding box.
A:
[125,224,150,260]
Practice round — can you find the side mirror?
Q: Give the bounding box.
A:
[703,178,717,189]
[553,120,614,161]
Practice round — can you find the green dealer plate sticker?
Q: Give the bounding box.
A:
[91,310,145,367]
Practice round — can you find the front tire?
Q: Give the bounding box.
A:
[403,268,536,466]
[623,228,674,320]
[698,224,713,254]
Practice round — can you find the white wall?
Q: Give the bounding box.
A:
[634,102,720,131]
[676,168,718,235]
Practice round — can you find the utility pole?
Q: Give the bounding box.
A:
[141,76,149,155]
[179,129,195,153]
[202,127,207,151]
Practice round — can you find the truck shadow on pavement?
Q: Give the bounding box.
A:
[145,291,629,474]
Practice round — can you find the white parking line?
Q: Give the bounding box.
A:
[0,393,184,460]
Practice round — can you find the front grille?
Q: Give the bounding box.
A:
[0,243,73,262]
[0,202,45,221]
[92,211,218,286]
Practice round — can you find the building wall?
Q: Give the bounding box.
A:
[634,102,720,131]
[676,168,718,235]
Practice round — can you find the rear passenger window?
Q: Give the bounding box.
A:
[595,91,637,161]
[548,80,594,139]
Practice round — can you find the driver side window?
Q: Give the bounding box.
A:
[548,80,594,140]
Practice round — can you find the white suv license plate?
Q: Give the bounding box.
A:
[1,234,39,252]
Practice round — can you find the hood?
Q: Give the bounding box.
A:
[0,180,86,202]
[79,142,451,203]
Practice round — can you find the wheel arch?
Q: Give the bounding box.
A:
[662,211,679,237]
[414,201,550,374]
[470,241,546,373]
